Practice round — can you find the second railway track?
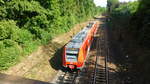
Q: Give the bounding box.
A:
[90,19,109,84]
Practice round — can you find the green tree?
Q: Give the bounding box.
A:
[107,0,119,13]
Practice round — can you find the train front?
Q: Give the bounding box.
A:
[62,40,82,70]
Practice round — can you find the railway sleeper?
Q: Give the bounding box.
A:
[97,74,106,76]
[63,82,72,84]
[97,71,106,74]
[96,78,106,80]
[96,82,106,84]
[96,79,106,82]
[96,73,106,75]
[64,80,74,83]
[97,69,106,71]
[96,76,106,79]
[97,76,106,79]
[64,76,73,79]
[64,79,73,81]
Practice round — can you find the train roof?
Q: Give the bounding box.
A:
[66,22,96,49]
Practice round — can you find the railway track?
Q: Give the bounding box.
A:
[52,70,79,84]
[90,21,109,84]
[62,71,78,84]
[52,17,109,84]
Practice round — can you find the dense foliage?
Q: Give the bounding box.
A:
[129,0,150,83]
[108,0,150,83]
[107,0,119,12]
[0,0,104,70]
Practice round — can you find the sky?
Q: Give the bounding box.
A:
[94,0,137,7]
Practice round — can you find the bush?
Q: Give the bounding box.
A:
[0,20,19,40]
[22,40,39,55]
[14,29,33,44]
[0,40,20,70]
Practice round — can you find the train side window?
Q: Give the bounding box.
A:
[66,53,78,57]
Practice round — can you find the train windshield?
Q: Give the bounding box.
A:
[66,53,78,62]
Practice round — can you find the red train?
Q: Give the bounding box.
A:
[62,22,98,70]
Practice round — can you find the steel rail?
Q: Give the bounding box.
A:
[92,25,102,84]
[91,18,109,84]
[93,31,99,84]
[104,22,109,84]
